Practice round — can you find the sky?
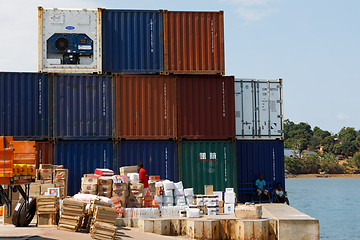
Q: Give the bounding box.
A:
[1,0,360,134]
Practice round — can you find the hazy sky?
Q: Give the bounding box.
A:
[1,0,359,134]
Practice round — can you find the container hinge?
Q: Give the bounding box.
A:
[277,130,284,133]
[277,115,283,118]
[277,100,282,103]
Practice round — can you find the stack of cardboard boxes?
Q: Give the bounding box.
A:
[127,182,144,208]
[31,164,68,199]
[112,182,128,206]
[58,198,86,232]
[98,176,113,198]
[81,174,99,195]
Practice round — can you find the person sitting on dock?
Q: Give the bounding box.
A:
[255,174,272,203]
[273,182,289,205]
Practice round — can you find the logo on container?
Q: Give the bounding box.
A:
[222,82,226,117]
[38,78,42,115]
[65,26,75,30]
[211,20,214,53]
[164,84,167,119]
[150,19,154,53]
[102,82,106,116]
[224,147,227,182]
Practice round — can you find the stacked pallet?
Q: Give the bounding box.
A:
[90,206,118,240]
[36,195,59,228]
[58,198,86,232]
[86,198,113,229]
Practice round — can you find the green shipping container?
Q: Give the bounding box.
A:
[178,140,237,195]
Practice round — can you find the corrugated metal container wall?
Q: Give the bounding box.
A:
[117,141,178,181]
[102,10,164,74]
[235,79,283,140]
[116,75,177,139]
[236,140,285,203]
[178,141,237,194]
[35,141,53,169]
[163,11,225,75]
[54,141,115,196]
[177,76,235,140]
[0,72,51,139]
[53,74,114,140]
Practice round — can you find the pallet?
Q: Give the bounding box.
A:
[37,212,58,227]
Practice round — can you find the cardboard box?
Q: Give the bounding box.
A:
[148,182,155,192]
[53,169,68,179]
[119,166,138,175]
[41,184,55,195]
[204,185,213,195]
[129,182,144,191]
[129,190,144,198]
[39,164,53,169]
[82,184,98,191]
[235,205,262,219]
[52,165,64,169]
[29,183,41,196]
[39,169,52,180]
[218,200,224,207]
[224,192,236,204]
[219,206,224,214]
[82,176,99,184]
[213,191,223,201]
[112,190,129,198]
[42,179,53,184]
[126,202,141,208]
[99,176,113,185]
[149,175,160,182]
[81,190,97,195]
[197,205,206,216]
[112,182,128,191]
[127,196,143,205]
[224,203,235,214]
[53,178,67,188]
[155,186,164,196]
[98,192,112,198]
[98,185,112,192]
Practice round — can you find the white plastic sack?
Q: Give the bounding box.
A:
[174,181,183,190]
[163,196,174,204]
[186,208,200,218]
[163,180,175,191]
[174,188,184,196]
[128,173,139,183]
[154,195,163,203]
[164,190,173,197]
[155,181,163,187]
[175,196,186,205]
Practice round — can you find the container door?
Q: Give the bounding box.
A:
[257,81,283,138]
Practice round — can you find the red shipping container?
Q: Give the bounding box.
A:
[164,11,225,75]
[35,141,53,169]
[177,76,235,140]
[115,75,177,140]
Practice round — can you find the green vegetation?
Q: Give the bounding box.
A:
[284,119,360,174]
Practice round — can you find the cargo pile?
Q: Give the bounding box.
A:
[36,195,59,227]
[57,198,86,232]
[31,164,68,199]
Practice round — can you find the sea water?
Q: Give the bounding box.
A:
[286,178,360,239]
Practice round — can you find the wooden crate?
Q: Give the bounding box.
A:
[37,212,58,228]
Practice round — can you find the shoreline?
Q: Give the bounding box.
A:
[285,173,360,179]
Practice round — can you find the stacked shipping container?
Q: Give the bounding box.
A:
[0,7,285,200]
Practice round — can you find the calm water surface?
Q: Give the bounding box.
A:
[286,178,360,239]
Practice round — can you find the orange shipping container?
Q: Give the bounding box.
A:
[115,75,177,139]
[163,11,225,75]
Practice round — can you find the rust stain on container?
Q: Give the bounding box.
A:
[35,141,53,169]
[115,75,177,139]
[164,11,225,75]
[177,76,235,140]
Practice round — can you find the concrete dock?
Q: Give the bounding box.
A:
[0,204,319,240]
[115,204,319,240]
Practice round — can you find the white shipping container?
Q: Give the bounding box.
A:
[38,7,101,74]
[235,79,283,140]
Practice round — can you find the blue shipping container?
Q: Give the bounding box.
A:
[53,74,114,140]
[236,140,285,203]
[54,141,116,196]
[117,141,178,181]
[102,10,164,74]
[0,72,51,139]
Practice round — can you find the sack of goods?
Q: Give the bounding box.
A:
[163,180,175,191]
[128,173,139,183]
[186,208,200,218]
[175,196,186,206]
[174,181,185,197]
